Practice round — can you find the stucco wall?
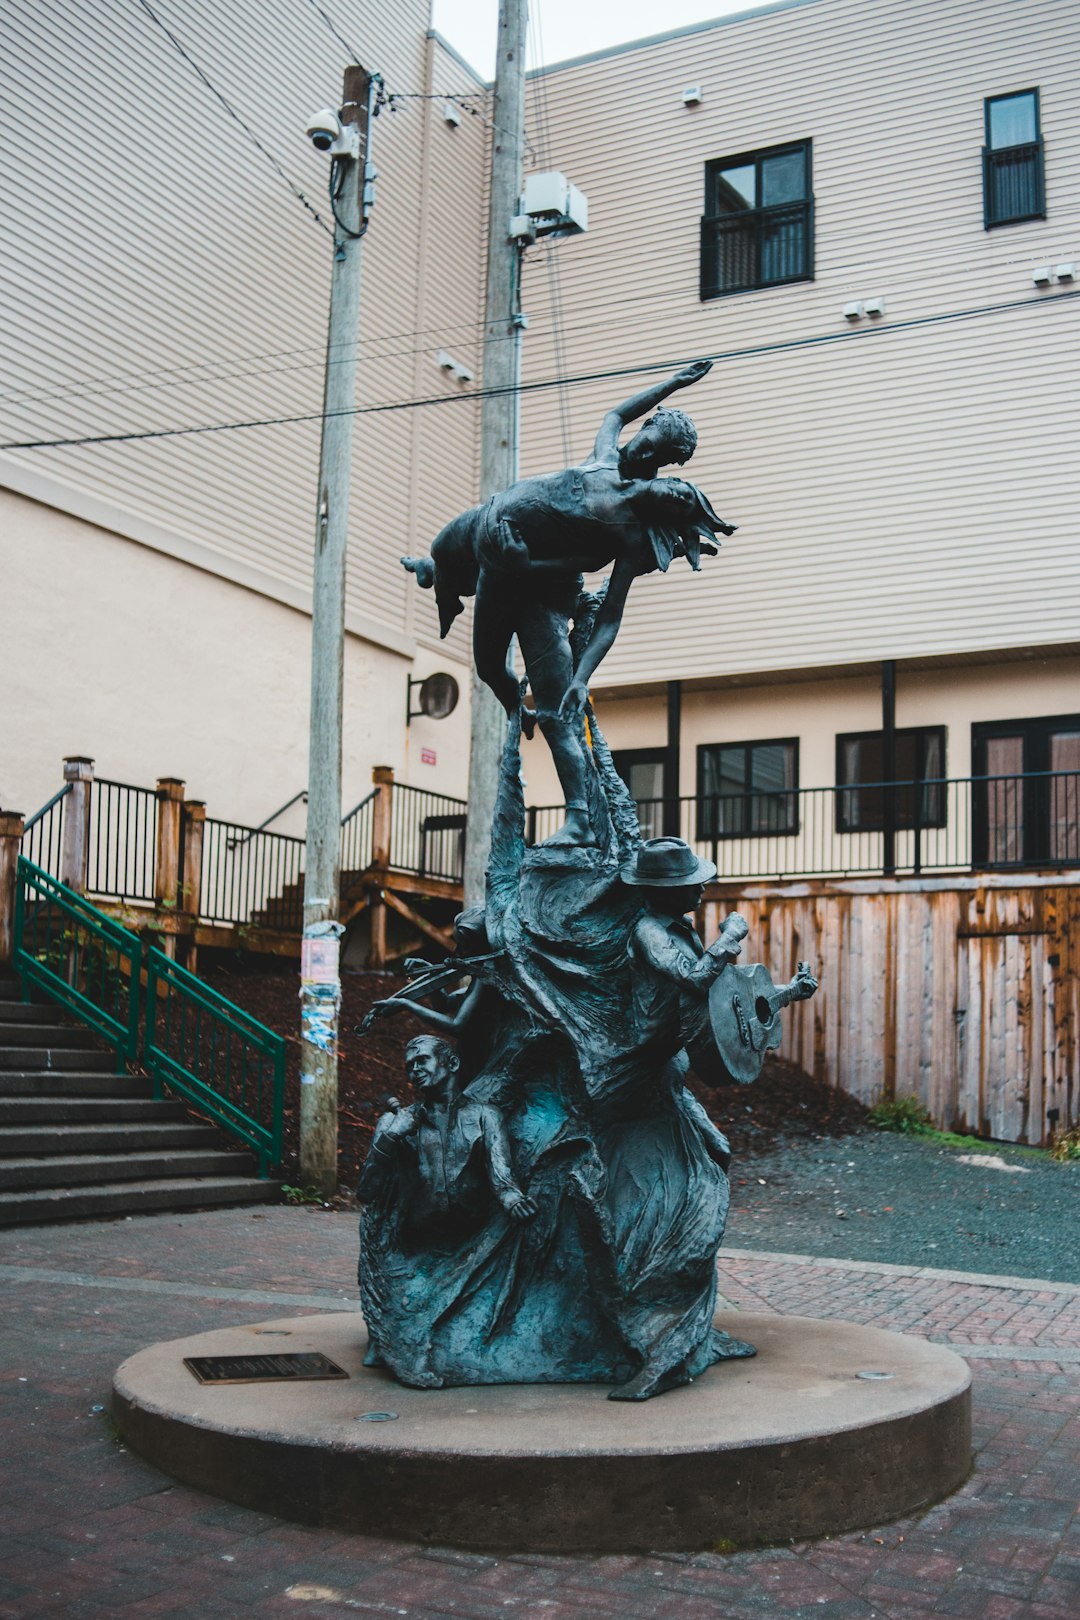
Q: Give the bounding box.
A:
[520,654,1080,806]
[0,491,471,826]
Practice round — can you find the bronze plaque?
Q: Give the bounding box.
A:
[183,1352,348,1385]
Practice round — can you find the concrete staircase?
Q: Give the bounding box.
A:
[0,971,279,1224]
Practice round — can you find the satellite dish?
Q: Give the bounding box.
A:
[408,672,459,722]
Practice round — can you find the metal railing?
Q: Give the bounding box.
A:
[199,816,305,932]
[340,788,376,875]
[13,857,141,1070]
[390,782,468,882]
[145,947,284,1175]
[527,771,1080,881]
[983,140,1044,227]
[87,777,158,903]
[700,198,813,297]
[20,784,71,880]
[228,790,307,848]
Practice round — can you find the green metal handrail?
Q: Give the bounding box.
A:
[144,947,284,1175]
[14,856,141,1071]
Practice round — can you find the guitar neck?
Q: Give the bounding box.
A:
[766,983,797,1018]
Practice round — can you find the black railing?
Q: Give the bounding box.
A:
[341,789,376,875]
[86,778,158,903]
[390,783,467,882]
[200,817,305,931]
[983,140,1044,227]
[20,783,71,881]
[700,199,813,297]
[527,771,1080,881]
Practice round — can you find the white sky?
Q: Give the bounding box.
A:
[430,0,762,79]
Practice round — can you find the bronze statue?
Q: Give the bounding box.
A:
[358,697,819,1398]
[402,358,734,845]
[360,356,818,1399]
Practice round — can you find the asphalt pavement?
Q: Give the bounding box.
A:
[726,1130,1080,1283]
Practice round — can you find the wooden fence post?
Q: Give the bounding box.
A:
[0,811,25,967]
[369,765,394,968]
[154,778,186,959]
[180,800,206,972]
[61,756,94,894]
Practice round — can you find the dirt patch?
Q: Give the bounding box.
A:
[202,959,868,1190]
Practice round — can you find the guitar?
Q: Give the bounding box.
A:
[689,961,818,1087]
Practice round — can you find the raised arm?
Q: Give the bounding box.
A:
[365,979,483,1036]
[591,358,713,461]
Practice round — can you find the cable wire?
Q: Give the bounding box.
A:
[3,287,1076,453]
[133,0,332,235]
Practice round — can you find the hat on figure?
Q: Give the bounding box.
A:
[620,836,717,887]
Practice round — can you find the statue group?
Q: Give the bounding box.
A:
[358,361,817,1400]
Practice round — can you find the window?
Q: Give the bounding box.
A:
[972,715,1080,866]
[697,740,798,839]
[701,141,813,299]
[983,90,1044,227]
[612,748,668,839]
[836,728,946,833]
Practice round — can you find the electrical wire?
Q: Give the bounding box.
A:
[3,286,1076,453]
[303,0,364,66]
[132,0,333,235]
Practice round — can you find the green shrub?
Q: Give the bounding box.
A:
[1050,1125,1080,1163]
[867,1093,934,1136]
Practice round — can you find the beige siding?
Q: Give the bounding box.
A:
[521,0,1080,686]
[0,0,487,656]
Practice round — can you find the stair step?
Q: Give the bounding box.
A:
[0,1048,116,1072]
[0,1175,279,1225]
[0,1149,256,1190]
[0,1096,188,1124]
[0,1121,221,1155]
[0,1072,152,1098]
[0,1002,76,1024]
[0,1023,108,1048]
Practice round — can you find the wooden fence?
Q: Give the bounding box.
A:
[702,873,1080,1146]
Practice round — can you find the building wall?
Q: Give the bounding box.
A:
[521,653,1080,806]
[0,490,471,827]
[1,5,484,816]
[521,0,1080,687]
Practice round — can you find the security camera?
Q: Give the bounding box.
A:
[304,108,359,158]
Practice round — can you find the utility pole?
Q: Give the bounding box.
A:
[463,0,529,908]
[299,63,376,1196]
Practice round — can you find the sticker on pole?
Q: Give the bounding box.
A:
[301,935,340,983]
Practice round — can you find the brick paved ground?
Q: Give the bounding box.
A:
[0,1208,1077,1620]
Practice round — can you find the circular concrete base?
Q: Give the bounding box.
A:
[113,1312,971,1551]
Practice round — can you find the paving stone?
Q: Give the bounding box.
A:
[0,1206,1077,1617]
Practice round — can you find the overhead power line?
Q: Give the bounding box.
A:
[3,288,1076,453]
[133,0,332,235]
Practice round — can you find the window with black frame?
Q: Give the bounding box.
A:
[697,740,798,840]
[836,728,946,833]
[701,141,813,299]
[983,90,1044,227]
[973,715,1080,867]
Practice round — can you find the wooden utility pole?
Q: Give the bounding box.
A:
[300,64,375,1196]
[463,0,529,908]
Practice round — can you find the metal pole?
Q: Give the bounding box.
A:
[463,0,529,910]
[664,679,682,836]
[299,64,374,1196]
[881,658,897,877]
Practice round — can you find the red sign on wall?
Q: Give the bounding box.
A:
[420,747,437,766]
